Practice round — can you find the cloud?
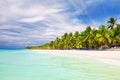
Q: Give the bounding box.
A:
[19,8,63,23]
[20,16,45,23]
[0,25,21,29]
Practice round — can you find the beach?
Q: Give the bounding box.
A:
[34,50,120,66]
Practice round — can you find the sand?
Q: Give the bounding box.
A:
[34,50,120,66]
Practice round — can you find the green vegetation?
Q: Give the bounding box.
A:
[25,17,120,50]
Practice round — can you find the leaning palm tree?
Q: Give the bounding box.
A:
[107,17,117,30]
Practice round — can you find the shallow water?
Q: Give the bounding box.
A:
[0,50,120,80]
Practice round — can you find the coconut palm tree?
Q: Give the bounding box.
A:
[107,17,117,30]
[111,24,120,47]
[97,25,111,49]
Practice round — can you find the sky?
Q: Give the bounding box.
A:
[0,0,120,49]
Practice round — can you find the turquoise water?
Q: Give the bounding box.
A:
[0,50,120,80]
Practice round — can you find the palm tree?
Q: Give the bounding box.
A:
[97,25,111,49]
[107,17,117,30]
[81,26,92,48]
[67,32,74,49]
[111,24,120,47]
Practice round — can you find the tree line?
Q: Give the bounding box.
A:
[25,17,120,50]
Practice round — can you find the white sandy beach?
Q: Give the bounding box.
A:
[34,50,120,66]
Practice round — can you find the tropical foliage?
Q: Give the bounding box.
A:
[25,17,120,50]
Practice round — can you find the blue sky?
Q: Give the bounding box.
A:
[0,0,120,49]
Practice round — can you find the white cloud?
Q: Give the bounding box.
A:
[0,0,105,48]
[19,8,63,23]
[0,25,21,29]
[20,16,45,23]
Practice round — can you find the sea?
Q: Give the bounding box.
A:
[0,49,120,80]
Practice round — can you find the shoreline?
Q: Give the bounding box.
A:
[33,50,120,66]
